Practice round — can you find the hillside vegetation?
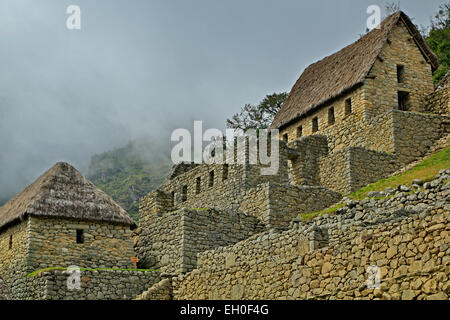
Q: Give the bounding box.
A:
[87,140,172,221]
[424,4,450,84]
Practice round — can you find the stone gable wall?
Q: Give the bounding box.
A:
[279,21,435,156]
[364,21,434,115]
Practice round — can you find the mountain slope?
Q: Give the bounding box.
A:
[86,140,172,221]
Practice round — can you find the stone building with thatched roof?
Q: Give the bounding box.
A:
[268,11,449,193]
[136,11,449,281]
[0,11,448,301]
[0,162,147,299]
[271,11,439,137]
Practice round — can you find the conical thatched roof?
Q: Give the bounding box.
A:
[0,162,136,231]
[271,11,439,130]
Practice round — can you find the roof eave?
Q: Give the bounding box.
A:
[274,82,365,130]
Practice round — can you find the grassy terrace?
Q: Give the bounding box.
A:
[301,146,450,221]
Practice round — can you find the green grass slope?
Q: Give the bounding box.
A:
[302,146,450,220]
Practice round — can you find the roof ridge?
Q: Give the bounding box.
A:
[0,162,136,231]
[270,11,437,130]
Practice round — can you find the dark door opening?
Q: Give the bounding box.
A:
[398,91,410,111]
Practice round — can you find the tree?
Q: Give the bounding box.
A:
[226,92,288,130]
[425,4,450,84]
[385,1,401,16]
[430,3,450,30]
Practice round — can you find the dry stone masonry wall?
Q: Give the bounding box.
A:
[172,171,450,300]
[0,222,28,300]
[27,217,136,271]
[134,208,264,274]
[425,86,449,115]
[16,269,160,300]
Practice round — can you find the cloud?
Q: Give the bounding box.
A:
[0,0,441,202]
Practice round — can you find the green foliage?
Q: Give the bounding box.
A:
[424,4,450,84]
[226,92,288,130]
[87,140,172,222]
[426,27,450,84]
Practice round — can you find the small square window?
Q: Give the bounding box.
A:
[196,177,201,194]
[345,98,352,116]
[181,185,188,202]
[209,171,215,187]
[397,65,405,83]
[312,117,319,133]
[222,164,229,181]
[297,126,303,138]
[328,107,335,125]
[76,230,84,244]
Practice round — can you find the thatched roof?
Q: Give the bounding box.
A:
[271,11,439,130]
[0,162,136,231]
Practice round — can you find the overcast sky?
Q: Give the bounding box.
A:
[0,0,445,201]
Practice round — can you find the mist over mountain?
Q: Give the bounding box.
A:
[0,1,443,210]
[86,138,173,221]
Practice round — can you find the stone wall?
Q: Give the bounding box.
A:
[318,147,399,194]
[134,208,264,274]
[15,269,160,300]
[267,184,342,228]
[288,135,328,186]
[363,21,435,115]
[238,183,341,228]
[392,111,449,165]
[27,216,136,271]
[135,210,182,273]
[318,149,351,194]
[0,221,29,299]
[136,278,173,300]
[285,109,447,195]
[347,147,399,193]
[172,172,449,300]
[280,86,367,151]
[140,139,291,221]
[425,86,449,116]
